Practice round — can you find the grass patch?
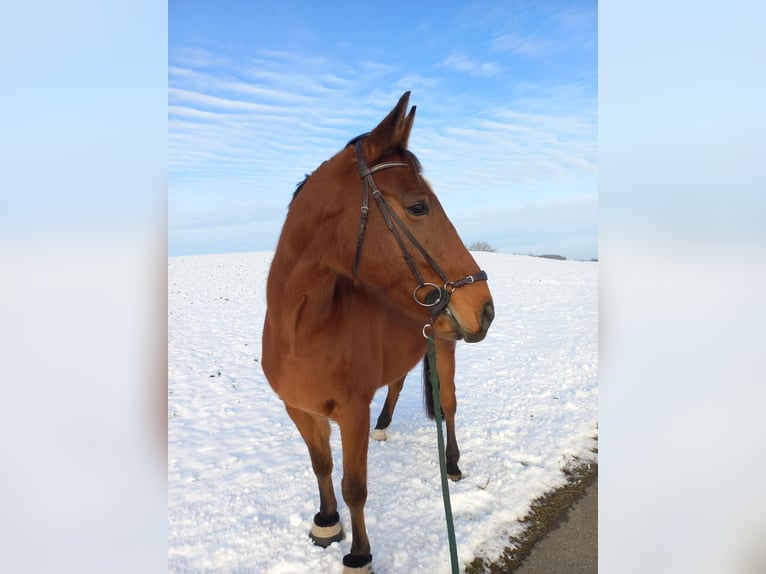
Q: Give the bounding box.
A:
[466,442,598,573]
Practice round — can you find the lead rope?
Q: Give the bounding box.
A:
[426,334,460,574]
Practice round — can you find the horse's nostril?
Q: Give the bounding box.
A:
[482,301,495,330]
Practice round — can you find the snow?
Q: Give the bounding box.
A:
[168,251,598,573]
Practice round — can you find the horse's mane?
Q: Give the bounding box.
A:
[288,133,422,209]
[289,174,311,208]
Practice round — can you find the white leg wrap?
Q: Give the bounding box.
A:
[343,562,373,573]
[310,521,342,539]
[371,428,387,441]
[309,517,344,547]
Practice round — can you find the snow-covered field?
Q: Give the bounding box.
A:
[168,251,598,573]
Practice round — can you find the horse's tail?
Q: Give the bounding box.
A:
[422,354,435,420]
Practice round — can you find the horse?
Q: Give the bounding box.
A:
[262,92,494,573]
[371,338,465,481]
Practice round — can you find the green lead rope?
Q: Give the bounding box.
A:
[426,335,460,574]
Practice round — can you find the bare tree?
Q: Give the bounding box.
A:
[468,241,496,252]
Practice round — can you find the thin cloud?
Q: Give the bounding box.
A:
[216,81,317,105]
[556,4,598,30]
[171,46,230,69]
[491,32,556,57]
[493,107,589,126]
[168,105,228,121]
[169,87,277,113]
[359,60,398,75]
[438,52,502,77]
[394,74,442,92]
[409,99,596,198]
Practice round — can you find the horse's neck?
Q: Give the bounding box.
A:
[267,252,420,346]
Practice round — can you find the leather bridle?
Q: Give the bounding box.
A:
[352,138,488,321]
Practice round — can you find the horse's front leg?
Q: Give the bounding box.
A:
[284,405,344,547]
[435,338,462,481]
[338,404,373,573]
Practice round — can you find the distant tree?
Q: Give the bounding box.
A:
[538,254,566,260]
[468,241,496,252]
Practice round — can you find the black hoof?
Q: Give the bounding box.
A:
[447,464,462,481]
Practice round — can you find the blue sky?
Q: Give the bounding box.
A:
[169,0,597,259]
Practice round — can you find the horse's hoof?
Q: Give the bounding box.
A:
[447,466,463,481]
[309,512,344,547]
[371,428,387,441]
[342,553,373,573]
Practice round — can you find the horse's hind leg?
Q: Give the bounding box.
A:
[284,405,344,547]
[338,404,373,572]
[372,376,405,441]
[435,339,463,481]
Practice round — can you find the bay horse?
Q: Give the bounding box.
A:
[371,339,464,481]
[262,92,494,573]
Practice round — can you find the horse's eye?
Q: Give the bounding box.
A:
[407,202,429,216]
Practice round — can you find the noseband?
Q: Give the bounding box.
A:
[352,138,488,321]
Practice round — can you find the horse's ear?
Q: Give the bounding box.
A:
[401,105,416,149]
[364,91,416,160]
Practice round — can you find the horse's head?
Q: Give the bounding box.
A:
[341,92,494,342]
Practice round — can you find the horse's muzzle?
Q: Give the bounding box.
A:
[440,299,494,343]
